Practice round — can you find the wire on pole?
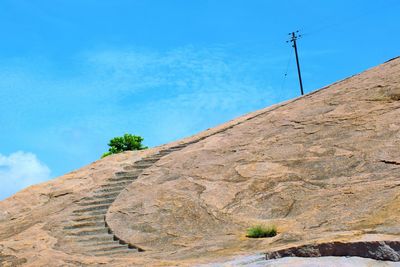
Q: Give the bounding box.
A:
[280,49,293,92]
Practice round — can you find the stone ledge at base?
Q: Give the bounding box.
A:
[265,241,400,262]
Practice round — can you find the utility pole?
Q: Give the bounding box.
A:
[287,31,304,95]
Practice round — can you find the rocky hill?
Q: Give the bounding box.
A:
[0,57,399,266]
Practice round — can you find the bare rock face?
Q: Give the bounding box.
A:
[107,57,400,262]
[0,57,399,266]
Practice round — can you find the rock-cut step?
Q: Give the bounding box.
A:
[114,170,141,177]
[96,186,126,194]
[138,158,160,163]
[93,249,135,257]
[64,221,105,230]
[78,198,115,207]
[99,180,133,188]
[67,226,110,236]
[71,214,104,223]
[108,176,138,183]
[73,204,110,214]
[124,164,152,170]
[74,233,116,243]
[86,192,120,200]
[88,244,132,254]
[82,239,122,247]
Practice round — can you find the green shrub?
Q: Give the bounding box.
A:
[246,224,277,238]
[101,133,147,158]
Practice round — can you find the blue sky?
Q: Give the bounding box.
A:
[0,0,399,199]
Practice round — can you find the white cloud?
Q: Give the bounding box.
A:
[0,151,51,200]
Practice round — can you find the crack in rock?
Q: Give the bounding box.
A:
[380,160,400,165]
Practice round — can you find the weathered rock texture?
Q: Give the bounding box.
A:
[0,57,399,266]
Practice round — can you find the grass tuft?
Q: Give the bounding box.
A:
[246,224,277,238]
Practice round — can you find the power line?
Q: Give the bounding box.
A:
[280,48,293,92]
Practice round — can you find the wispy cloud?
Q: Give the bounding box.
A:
[0,151,51,200]
[78,46,277,142]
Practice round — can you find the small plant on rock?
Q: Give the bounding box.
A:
[246,224,277,238]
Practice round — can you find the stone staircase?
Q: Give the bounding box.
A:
[62,143,194,257]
